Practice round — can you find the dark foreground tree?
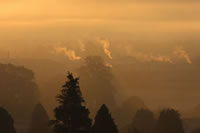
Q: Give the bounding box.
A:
[156,109,184,133]
[0,107,16,133]
[50,73,91,133]
[28,104,52,133]
[92,104,118,133]
[132,109,156,133]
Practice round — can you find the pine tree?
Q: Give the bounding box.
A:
[156,109,184,133]
[92,104,118,133]
[0,107,16,133]
[50,72,91,133]
[28,104,52,133]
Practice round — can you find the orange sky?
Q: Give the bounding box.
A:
[1,1,200,23]
[0,0,200,59]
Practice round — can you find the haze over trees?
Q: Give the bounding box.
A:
[118,96,147,127]
[50,73,91,133]
[0,107,16,133]
[156,109,184,133]
[0,63,194,133]
[28,104,52,133]
[92,104,118,133]
[132,109,156,133]
[0,63,39,118]
[78,56,117,116]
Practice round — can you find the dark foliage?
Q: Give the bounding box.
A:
[0,63,39,118]
[92,104,118,133]
[28,104,52,133]
[50,72,91,133]
[156,109,184,133]
[0,107,16,133]
[132,109,156,133]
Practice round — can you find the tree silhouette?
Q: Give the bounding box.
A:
[50,72,91,133]
[92,104,118,133]
[28,104,52,133]
[132,109,156,133]
[118,96,147,127]
[78,56,116,116]
[156,109,184,133]
[0,107,16,133]
[0,63,39,118]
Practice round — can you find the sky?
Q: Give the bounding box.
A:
[0,0,199,63]
[1,0,200,112]
[0,0,200,67]
[1,0,200,27]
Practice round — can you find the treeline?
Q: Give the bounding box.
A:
[130,109,183,133]
[0,72,187,133]
[0,58,198,133]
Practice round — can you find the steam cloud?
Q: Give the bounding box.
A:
[97,38,113,59]
[52,46,81,61]
[173,46,192,64]
[133,53,173,63]
[79,40,86,52]
[126,45,192,64]
[104,63,113,68]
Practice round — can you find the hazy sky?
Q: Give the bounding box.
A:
[1,0,200,25]
[1,0,200,112]
[0,0,200,59]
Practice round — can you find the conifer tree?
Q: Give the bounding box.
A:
[0,107,16,133]
[92,104,118,133]
[50,72,91,133]
[28,104,51,133]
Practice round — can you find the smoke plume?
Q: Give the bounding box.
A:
[126,45,192,64]
[79,40,86,52]
[173,46,192,64]
[97,38,113,59]
[131,53,173,64]
[52,46,81,61]
[104,63,113,68]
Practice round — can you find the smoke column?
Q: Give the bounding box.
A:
[53,46,81,61]
[173,46,192,64]
[97,38,113,59]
